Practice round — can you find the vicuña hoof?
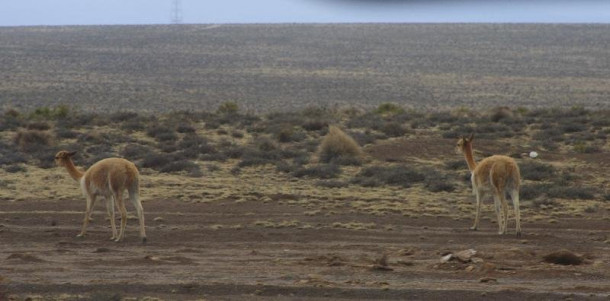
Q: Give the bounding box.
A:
[142,237,147,244]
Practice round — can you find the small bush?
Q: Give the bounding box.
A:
[548,186,596,200]
[302,120,328,131]
[375,103,405,115]
[5,164,26,173]
[318,125,363,164]
[519,161,556,181]
[14,130,53,153]
[121,143,154,160]
[352,165,425,188]
[26,122,51,131]
[217,101,239,115]
[55,126,79,139]
[489,106,514,123]
[28,105,70,120]
[176,123,196,134]
[380,122,408,138]
[238,148,282,168]
[141,153,173,170]
[0,150,27,166]
[160,160,202,177]
[146,125,177,142]
[110,111,139,122]
[179,134,216,156]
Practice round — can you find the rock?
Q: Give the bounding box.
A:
[440,254,453,263]
[454,249,477,263]
[543,250,583,265]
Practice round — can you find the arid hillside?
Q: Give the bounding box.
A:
[1,24,610,113]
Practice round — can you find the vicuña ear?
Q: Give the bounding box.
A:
[67,151,77,157]
[468,133,475,141]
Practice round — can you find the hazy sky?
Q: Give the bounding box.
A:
[1,0,609,26]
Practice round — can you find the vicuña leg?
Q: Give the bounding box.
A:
[78,194,97,238]
[471,190,482,231]
[129,190,147,243]
[510,189,522,237]
[115,194,128,242]
[105,197,118,240]
[492,192,505,234]
[499,191,509,235]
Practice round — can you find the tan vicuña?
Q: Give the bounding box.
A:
[55,151,147,243]
[456,134,522,236]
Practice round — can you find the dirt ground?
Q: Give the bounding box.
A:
[1,137,609,300]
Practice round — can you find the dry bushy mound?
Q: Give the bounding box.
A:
[318,125,363,164]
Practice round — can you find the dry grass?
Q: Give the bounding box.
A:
[317,125,363,164]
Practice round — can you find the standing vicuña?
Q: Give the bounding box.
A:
[55,151,146,243]
[456,134,522,236]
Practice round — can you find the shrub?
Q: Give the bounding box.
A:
[0,149,26,166]
[28,105,70,120]
[146,125,177,142]
[141,153,173,170]
[110,111,139,122]
[318,125,363,164]
[352,165,425,188]
[160,160,202,177]
[14,130,53,153]
[380,121,408,137]
[121,143,154,160]
[176,123,196,134]
[375,103,405,115]
[217,101,239,115]
[55,126,79,139]
[293,163,341,179]
[179,134,216,156]
[548,186,596,200]
[4,164,26,173]
[489,106,514,123]
[519,160,556,181]
[238,147,282,168]
[26,122,51,131]
[302,119,328,131]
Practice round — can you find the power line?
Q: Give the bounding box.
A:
[171,0,183,24]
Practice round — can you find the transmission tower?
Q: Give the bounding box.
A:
[171,0,183,24]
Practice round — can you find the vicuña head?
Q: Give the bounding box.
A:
[55,150,147,243]
[456,134,522,237]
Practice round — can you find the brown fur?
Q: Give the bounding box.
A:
[55,150,146,243]
[456,134,522,236]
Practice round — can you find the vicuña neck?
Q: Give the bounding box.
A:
[63,159,85,181]
[463,144,477,172]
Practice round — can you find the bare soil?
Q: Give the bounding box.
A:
[2,198,609,300]
[2,137,609,300]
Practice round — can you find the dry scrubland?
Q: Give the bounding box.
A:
[0,24,609,300]
[1,104,609,300]
[1,24,610,112]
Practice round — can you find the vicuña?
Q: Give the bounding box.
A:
[456,134,522,236]
[55,151,147,243]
